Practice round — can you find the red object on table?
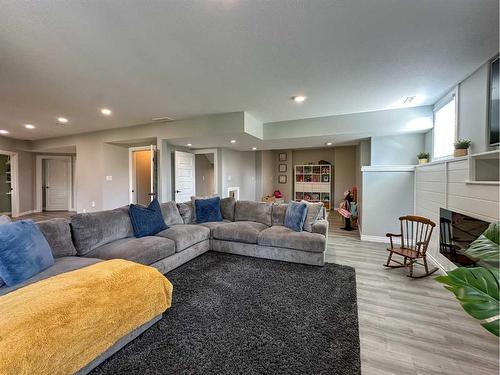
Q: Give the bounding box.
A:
[274,190,282,198]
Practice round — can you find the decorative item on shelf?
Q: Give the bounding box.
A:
[278,175,287,184]
[273,190,282,199]
[278,152,287,162]
[278,164,287,172]
[318,160,331,165]
[417,152,430,165]
[453,139,471,157]
[436,222,499,337]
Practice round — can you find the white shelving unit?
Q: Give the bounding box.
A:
[294,164,332,210]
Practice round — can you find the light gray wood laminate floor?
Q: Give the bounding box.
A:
[327,212,499,375]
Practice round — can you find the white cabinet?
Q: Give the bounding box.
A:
[294,164,332,210]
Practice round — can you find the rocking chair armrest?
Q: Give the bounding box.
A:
[386,233,402,238]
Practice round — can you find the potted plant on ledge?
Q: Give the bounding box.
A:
[417,152,430,165]
[454,139,471,157]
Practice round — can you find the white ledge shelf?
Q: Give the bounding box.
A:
[465,180,500,185]
[361,165,415,172]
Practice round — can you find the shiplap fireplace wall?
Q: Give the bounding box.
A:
[415,151,499,271]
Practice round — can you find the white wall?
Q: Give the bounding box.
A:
[220,148,256,200]
[458,62,492,154]
[361,168,415,239]
[371,133,426,165]
[102,144,129,209]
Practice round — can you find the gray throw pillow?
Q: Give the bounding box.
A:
[220,197,236,221]
[177,201,195,224]
[302,201,324,232]
[160,201,184,226]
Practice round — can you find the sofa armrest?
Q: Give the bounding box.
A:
[311,219,328,236]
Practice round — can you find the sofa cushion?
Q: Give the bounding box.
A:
[177,201,195,224]
[198,220,231,236]
[213,221,268,244]
[0,220,55,286]
[234,201,272,226]
[85,236,175,265]
[0,257,102,296]
[220,197,236,221]
[302,201,324,232]
[258,226,326,253]
[160,201,184,226]
[156,224,210,252]
[195,196,223,223]
[37,218,77,258]
[71,206,134,255]
[271,204,288,226]
[129,198,167,238]
[284,201,308,232]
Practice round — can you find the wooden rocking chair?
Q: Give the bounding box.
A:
[384,215,438,278]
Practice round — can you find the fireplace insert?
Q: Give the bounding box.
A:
[439,208,490,266]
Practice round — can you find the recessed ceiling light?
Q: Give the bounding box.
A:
[25,124,36,129]
[252,147,257,150]
[403,96,416,105]
[230,140,236,144]
[101,108,112,116]
[0,130,9,134]
[292,95,307,103]
[326,142,333,146]
[187,143,192,147]
[57,117,68,123]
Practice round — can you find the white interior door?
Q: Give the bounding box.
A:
[175,151,195,202]
[45,159,70,211]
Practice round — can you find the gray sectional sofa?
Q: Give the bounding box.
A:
[0,199,328,296]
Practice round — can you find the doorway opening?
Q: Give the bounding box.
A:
[0,150,19,217]
[195,153,215,197]
[35,155,74,212]
[173,148,218,202]
[129,146,157,205]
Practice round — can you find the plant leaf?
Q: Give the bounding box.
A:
[463,222,499,263]
[436,267,499,336]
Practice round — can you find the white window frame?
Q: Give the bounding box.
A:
[432,87,458,160]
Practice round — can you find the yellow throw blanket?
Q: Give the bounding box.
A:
[0,259,173,375]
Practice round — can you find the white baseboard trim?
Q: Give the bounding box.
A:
[360,234,401,245]
[17,210,36,217]
[426,252,447,275]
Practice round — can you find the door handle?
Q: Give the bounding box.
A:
[176,190,181,193]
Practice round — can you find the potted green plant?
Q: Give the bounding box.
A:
[436,222,499,336]
[454,139,471,157]
[417,152,430,165]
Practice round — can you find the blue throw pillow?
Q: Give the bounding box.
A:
[129,198,167,238]
[284,201,309,232]
[195,196,223,224]
[0,220,54,286]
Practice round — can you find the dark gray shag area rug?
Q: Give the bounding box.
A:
[91,252,360,375]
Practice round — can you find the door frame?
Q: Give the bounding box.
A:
[0,150,19,217]
[128,146,154,204]
[35,155,74,212]
[192,148,219,196]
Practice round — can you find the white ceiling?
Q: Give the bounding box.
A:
[0,0,498,140]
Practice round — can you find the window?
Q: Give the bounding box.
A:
[433,93,457,159]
